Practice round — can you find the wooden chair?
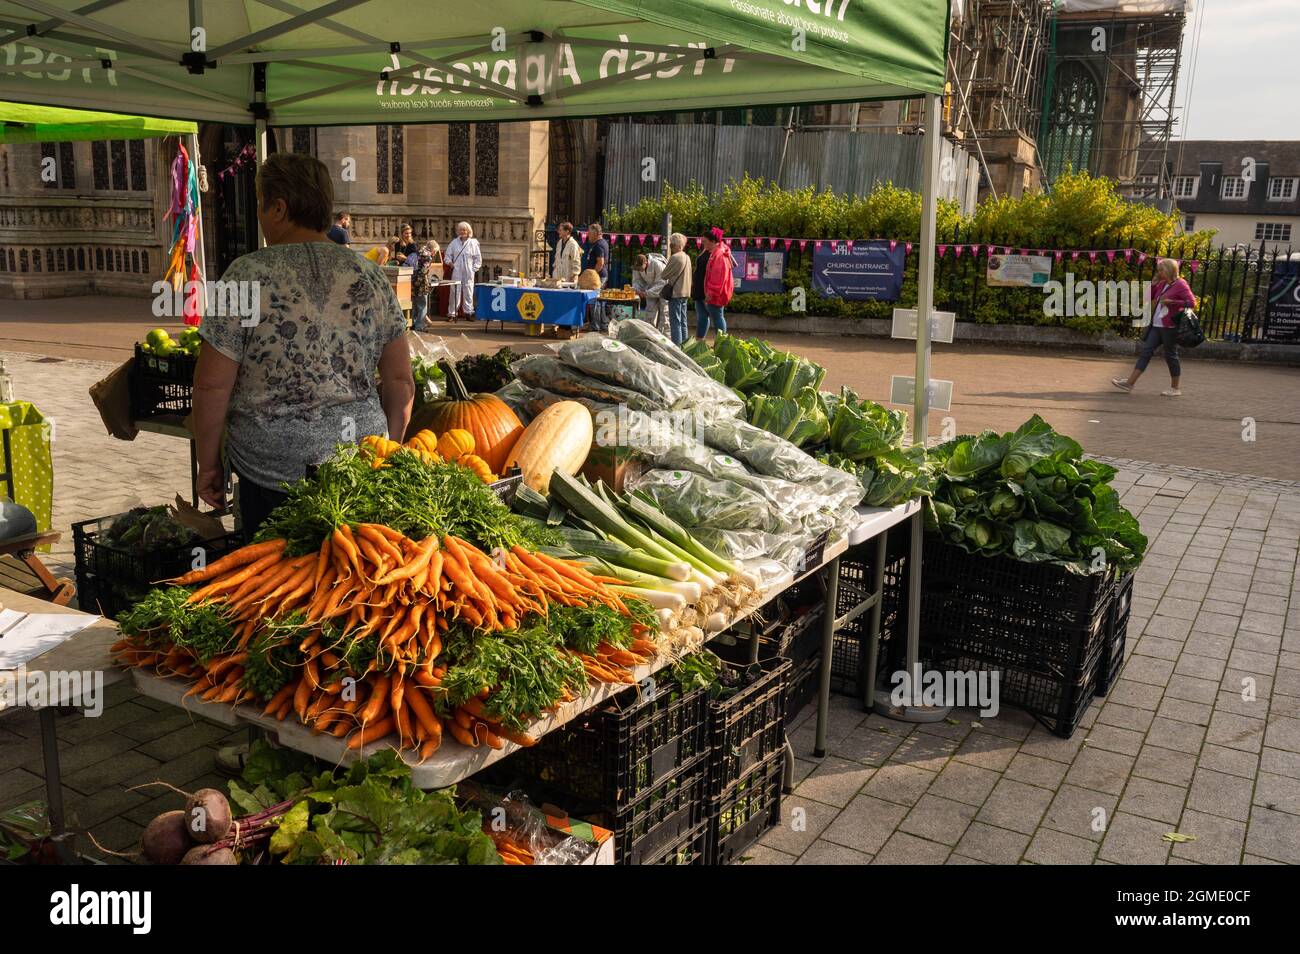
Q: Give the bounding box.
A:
[0,531,75,605]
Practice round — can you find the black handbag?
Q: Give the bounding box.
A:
[1175,310,1205,348]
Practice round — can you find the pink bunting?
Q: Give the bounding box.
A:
[1019,248,1029,257]
[846,240,854,251]
[889,240,897,252]
[954,245,965,258]
[1137,252,1148,265]
[1105,250,1116,263]
[1054,251,1064,263]
[905,242,913,255]
[815,240,824,250]
[799,240,808,251]
[651,234,661,246]
[1037,249,1046,257]
[937,245,948,257]
[1088,251,1097,263]
[638,233,647,244]
[1189,260,1200,273]
[579,231,588,243]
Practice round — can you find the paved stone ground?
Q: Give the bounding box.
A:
[0,350,1296,864]
[752,463,1300,865]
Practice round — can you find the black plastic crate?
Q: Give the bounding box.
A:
[708,657,789,799]
[73,572,137,622]
[504,671,709,807]
[608,758,709,865]
[830,533,909,698]
[73,513,244,592]
[922,536,1117,629]
[785,655,820,727]
[641,821,708,866]
[131,344,198,419]
[130,378,194,419]
[918,540,1115,685]
[707,750,784,865]
[926,635,1104,738]
[1095,572,1134,697]
[133,343,198,382]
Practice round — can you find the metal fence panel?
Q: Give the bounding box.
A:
[603,125,980,215]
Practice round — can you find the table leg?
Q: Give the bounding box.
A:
[38,706,76,860]
[863,531,888,710]
[188,437,200,507]
[813,556,840,758]
[907,510,922,673]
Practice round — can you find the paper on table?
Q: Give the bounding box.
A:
[0,608,102,670]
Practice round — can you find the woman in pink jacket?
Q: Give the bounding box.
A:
[1113,258,1196,396]
[697,227,735,340]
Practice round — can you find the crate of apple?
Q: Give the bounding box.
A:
[135,328,201,381]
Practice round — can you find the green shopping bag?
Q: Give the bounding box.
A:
[0,401,54,547]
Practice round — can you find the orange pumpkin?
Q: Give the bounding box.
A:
[436,428,476,462]
[405,360,523,473]
[457,453,495,483]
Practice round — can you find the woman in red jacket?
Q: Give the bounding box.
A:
[697,227,735,341]
[1113,258,1196,396]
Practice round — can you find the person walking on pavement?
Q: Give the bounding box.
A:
[697,227,734,340]
[632,251,668,332]
[1113,257,1195,396]
[445,221,482,320]
[658,233,693,345]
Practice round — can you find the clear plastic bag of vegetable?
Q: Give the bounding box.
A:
[521,386,615,421]
[630,468,800,534]
[405,331,451,404]
[558,336,744,423]
[614,319,746,414]
[511,354,660,412]
[456,784,593,866]
[691,525,807,569]
[495,379,534,420]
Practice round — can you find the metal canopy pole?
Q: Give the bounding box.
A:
[875,92,949,723]
[253,62,268,248]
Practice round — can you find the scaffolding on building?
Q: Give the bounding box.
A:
[1039,1,1189,200]
[947,0,1053,143]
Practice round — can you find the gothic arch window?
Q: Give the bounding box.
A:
[376,125,404,194]
[1043,60,1100,182]
[448,123,498,197]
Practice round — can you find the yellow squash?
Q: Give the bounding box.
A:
[504,401,594,494]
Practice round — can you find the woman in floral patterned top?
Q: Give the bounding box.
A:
[193,153,414,535]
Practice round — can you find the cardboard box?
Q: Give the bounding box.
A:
[580,442,642,493]
[541,810,615,866]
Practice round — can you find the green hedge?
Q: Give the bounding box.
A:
[603,171,1217,333]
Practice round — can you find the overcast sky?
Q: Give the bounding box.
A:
[1178,0,1299,140]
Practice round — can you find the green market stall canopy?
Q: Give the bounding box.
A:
[0,99,194,141]
[0,0,949,125]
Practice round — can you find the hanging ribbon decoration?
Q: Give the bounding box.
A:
[163,138,204,327]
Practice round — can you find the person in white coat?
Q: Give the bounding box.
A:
[632,252,669,332]
[551,221,583,282]
[445,221,481,319]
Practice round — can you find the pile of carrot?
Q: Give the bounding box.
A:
[485,830,536,866]
[112,524,658,762]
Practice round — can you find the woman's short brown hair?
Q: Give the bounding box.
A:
[256,152,333,233]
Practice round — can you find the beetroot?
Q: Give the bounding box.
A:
[141,810,192,865]
[181,844,236,865]
[184,788,232,844]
